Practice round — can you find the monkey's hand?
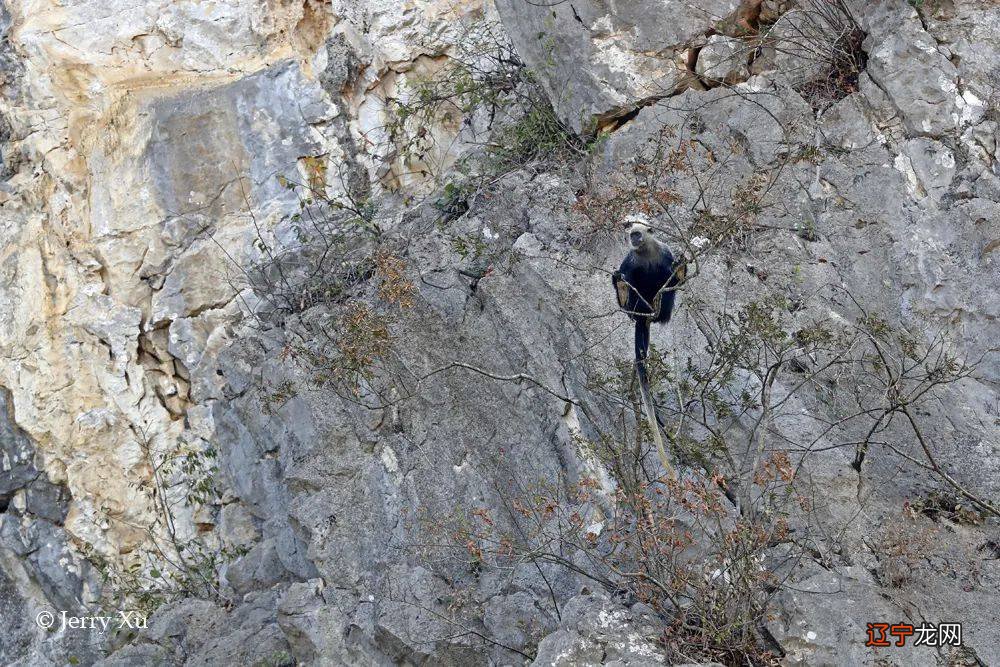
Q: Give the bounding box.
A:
[612,271,630,309]
[674,259,688,285]
[651,290,663,320]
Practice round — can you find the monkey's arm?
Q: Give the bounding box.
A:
[650,257,688,320]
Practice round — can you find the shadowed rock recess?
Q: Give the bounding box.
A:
[0,0,998,664]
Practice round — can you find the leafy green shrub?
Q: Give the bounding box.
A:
[384,19,584,183]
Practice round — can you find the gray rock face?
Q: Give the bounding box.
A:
[213,374,321,592]
[0,2,22,181]
[484,591,559,656]
[899,137,956,201]
[318,33,361,99]
[818,93,877,150]
[276,580,353,664]
[201,177,603,660]
[863,10,960,137]
[0,388,36,502]
[0,393,70,596]
[97,593,292,667]
[530,592,665,666]
[0,566,32,665]
[494,0,741,133]
[143,62,330,220]
[0,389,102,664]
[0,1,21,102]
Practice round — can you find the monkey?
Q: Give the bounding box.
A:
[612,217,685,479]
[612,220,683,362]
[612,219,740,508]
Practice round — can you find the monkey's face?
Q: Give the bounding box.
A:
[627,222,652,250]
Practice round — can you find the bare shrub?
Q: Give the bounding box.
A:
[760,0,868,110]
[866,518,938,588]
[220,173,418,409]
[236,177,380,324]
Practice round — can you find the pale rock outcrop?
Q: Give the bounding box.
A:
[861,6,961,137]
[695,34,751,85]
[0,0,487,544]
[1,0,489,659]
[529,591,666,666]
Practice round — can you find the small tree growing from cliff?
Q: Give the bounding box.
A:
[85,428,242,619]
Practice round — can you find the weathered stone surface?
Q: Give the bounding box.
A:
[0,388,36,500]
[216,501,259,548]
[862,7,960,137]
[0,565,32,664]
[768,566,900,665]
[494,0,741,133]
[898,137,956,202]
[484,591,559,656]
[0,413,57,565]
[96,593,293,666]
[818,93,877,150]
[276,580,355,664]
[696,35,751,85]
[0,389,103,663]
[531,591,665,666]
[915,0,999,127]
[95,643,173,666]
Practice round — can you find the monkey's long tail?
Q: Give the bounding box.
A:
[636,322,740,507]
[635,319,676,481]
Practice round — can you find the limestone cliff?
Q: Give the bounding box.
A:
[1,0,998,665]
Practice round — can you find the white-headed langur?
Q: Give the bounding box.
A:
[612,218,685,478]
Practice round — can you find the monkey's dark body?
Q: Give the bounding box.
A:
[616,249,678,323]
[613,246,679,366]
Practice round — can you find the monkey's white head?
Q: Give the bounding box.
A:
[625,214,655,252]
